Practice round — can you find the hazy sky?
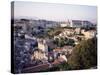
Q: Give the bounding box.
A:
[13,1,97,23]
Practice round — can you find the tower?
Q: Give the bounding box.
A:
[37,39,48,52]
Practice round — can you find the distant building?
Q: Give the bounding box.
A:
[31,38,50,61]
[83,21,93,28]
[81,30,96,39]
[70,20,93,28]
[46,22,59,28]
[60,23,68,27]
[53,46,73,54]
[60,20,70,27]
[37,39,48,52]
[62,46,73,54]
[70,20,82,27]
[46,24,53,28]
[31,50,48,61]
[75,28,81,34]
[53,46,73,60]
[63,29,75,36]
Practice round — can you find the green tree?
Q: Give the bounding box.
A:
[53,38,59,46]
[66,39,75,46]
[57,62,72,71]
[68,38,97,70]
[59,37,65,47]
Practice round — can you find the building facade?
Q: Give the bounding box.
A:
[37,39,48,52]
[70,20,93,28]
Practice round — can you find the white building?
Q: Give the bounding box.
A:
[60,23,68,27]
[70,20,93,28]
[70,20,83,27]
[75,28,81,34]
[83,21,93,28]
[37,39,48,52]
[46,23,59,28]
[31,50,48,61]
[82,30,96,39]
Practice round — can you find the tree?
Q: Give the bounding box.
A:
[68,38,97,70]
[53,38,59,46]
[59,37,65,47]
[57,62,72,71]
[53,37,75,47]
[54,31,62,36]
[66,39,75,46]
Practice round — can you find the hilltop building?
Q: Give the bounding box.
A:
[70,20,93,28]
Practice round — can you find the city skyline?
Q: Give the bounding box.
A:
[13,1,97,23]
[11,2,97,73]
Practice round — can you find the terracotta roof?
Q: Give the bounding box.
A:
[53,48,62,51]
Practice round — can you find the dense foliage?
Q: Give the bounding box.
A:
[68,38,97,69]
[53,37,75,47]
